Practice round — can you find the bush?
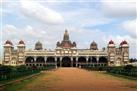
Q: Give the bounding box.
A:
[0,64,56,81]
[106,66,137,77]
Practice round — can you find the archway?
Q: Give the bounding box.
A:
[78,57,86,63]
[99,57,108,63]
[92,57,97,63]
[25,56,34,63]
[62,57,71,67]
[36,56,45,63]
[99,57,108,66]
[46,57,55,64]
[78,57,86,66]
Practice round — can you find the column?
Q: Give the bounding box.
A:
[34,56,37,66]
[76,57,78,67]
[86,57,88,65]
[55,57,57,68]
[44,56,47,64]
[71,57,73,67]
[60,57,62,67]
[97,56,99,66]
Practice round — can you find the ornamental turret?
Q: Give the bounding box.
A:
[35,41,43,50]
[3,40,14,65]
[17,40,25,65]
[63,29,69,41]
[90,41,98,50]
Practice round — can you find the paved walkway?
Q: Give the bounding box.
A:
[20,68,137,91]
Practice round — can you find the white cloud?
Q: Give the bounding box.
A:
[121,19,137,38]
[2,24,106,49]
[61,8,111,28]
[2,24,137,58]
[101,0,136,18]
[20,0,64,24]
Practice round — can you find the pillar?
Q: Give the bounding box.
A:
[71,57,73,67]
[60,57,62,67]
[76,57,78,67]
[44,57,47,64]
[34,56,37,66]
[86,57,88,64]
[55,57,57,68]
[97,56,99,65]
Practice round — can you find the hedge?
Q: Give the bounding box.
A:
[81,64,137,77]
[0,64,56,81]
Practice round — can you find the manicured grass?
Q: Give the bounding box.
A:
[0,73,37,85]
[2,73,44,91]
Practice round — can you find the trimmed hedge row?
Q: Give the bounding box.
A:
[81,64,108,71]
[81,64,137,77]
[106,65,137,78]
[0,64,56,81]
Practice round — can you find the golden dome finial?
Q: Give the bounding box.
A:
[63,29,69,41]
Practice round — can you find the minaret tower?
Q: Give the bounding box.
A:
[3,40,13,65]
[107,40,115,66]
[17,40,25,65]
[63,29,69,41]
[120,40,129,65]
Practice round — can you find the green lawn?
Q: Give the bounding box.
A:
[1,73,44,91]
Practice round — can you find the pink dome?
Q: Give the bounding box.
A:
[120,40,127,46]
[109,40,114,44]
[5,40,12,45]
[19,40,25,45]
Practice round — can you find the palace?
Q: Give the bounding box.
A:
[3,30,129,67]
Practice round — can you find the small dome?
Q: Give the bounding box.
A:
[109,40,114,44]
[57,41,61,47]
[5,40,12,45]
[36,41,42,45]
[90,41,98,50]
[120,40,128,46]
[123,40,127,44]
[19,40,25,45]
[35,41,43,50]
[73,42,76,47]
[91,41,97,46]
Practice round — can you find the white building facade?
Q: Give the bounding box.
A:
[3,30,129,67]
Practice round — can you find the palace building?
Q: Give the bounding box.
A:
[3,30,129,67]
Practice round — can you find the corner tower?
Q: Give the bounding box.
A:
[120,40,129,65]
[3,40,13,65]
[107,40,115,66]
[17,40,26,65]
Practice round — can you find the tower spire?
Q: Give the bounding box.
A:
[63,29,69,41]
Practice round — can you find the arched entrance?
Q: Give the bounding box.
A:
[36,57,45,63]
[36,56,45,66]
[99,57,108,66]
[62,57,71,67]
[46,57,55,65]
[25,56,34,66]
[25,56,34,63]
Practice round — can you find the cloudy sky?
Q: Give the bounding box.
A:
[0,0,137,59]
